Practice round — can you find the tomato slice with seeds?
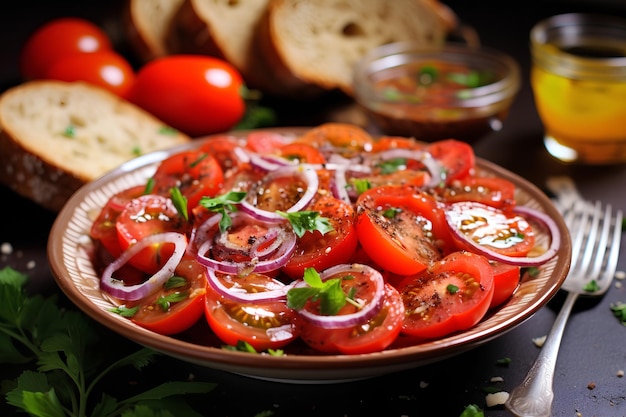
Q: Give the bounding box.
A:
[436,176,516,211]
[116,194,190,274]
[204,272,301,351]
[282,195,358,280]
[445,201,536,257]
[130,257,207,335]
[397,251,494,339]
[426,139,475,184]
[355,185,454,275]
[299,283,404,354]
[152,150,224,217]
[275,142,326,164]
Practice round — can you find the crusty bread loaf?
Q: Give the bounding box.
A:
[0,80,191,212]
[259,0,447,96]
[124,0,185,62]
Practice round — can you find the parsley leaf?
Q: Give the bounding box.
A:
[286,268,347,315]
[0,266,215,417]
[199,191,246,233]
[170,187,189,221]
[277,210,334,238]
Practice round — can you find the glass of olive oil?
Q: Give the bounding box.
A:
[530,13,626,164]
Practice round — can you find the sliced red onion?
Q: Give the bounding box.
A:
[204,267,294,303]
[295,264,386,329]
[240,165,319,222]
[100,232,187,301]
[444,203,561,267]
[195,211,297,275]
[331,167,351,204]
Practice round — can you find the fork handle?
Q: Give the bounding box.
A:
[505,291,579,417]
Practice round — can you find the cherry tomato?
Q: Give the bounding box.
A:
[275,142,326,164]
[20,17,112,80]
[200,135,248,174]
[152,150,224,218]
[445,201,536,257]
[398,251,494,339]
[490,262,521,308]
[426,139,475,184]
[282,195,359,279]
[116,194,190,274]
[300,283,404,354]
[436,176,516,211]
[355,185,454,275]
[128,55,246,137]
[204,272,301,351]
[296,123,374,155]
[130,257,207,335]
[44,50,136,98]
[90,185,146,258]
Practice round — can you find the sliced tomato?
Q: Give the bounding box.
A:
[275,142,326,164]
[199,135,247,175]
[116,194,189,274]
[130,257,207,335]
[152,150,224,216]
[490,261,521,308]
[204,272,301,351]
[426,139,475,184]
[445,201,536,257]
[282,195,358,279]
[90,185,146,258]
[355,185,454,276]
[299,284,404,354]
[370,135,422,153]
[436,176,516,211]
[398,251,494,339]
[296,122,374,155]
[245,131,293,154]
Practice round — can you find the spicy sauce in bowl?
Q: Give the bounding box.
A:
[353,42,521,142]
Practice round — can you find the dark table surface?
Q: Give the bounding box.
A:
[2,1,626,416]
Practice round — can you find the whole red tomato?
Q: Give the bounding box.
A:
[20,17,112,80]
[127,55,246,137]
[44,50,136,98]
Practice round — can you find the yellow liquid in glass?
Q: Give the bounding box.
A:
[531,66,626,163]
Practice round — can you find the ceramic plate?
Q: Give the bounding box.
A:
[48,129,570,383]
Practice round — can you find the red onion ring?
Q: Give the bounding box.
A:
[240,165,319,222]
[195,212,297,275]
[100,232,188,301]
[295,263,386,329]
[204,267,294,303]
[444,204,561,267]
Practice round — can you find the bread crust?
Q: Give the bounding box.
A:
[0,80,191,212]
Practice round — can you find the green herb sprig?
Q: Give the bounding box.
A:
[199,191,247,233]
[277,210,334,238]
[0,267,214,417]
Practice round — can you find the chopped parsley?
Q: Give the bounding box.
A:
[170,186,189,221]
[287,268,348,315]
[199,190,247,232]
[277,210,334,237]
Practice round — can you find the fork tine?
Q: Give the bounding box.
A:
[601,206,623,284]
[565,199,595,268]
[576,200,603,275]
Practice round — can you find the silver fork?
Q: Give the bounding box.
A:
[505,197,623,417]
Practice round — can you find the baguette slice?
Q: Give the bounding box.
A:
[0,80,191,212]
[124,0,185,62]
[260,0,448,96]
[169,0,325,99]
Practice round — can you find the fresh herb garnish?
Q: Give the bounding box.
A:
[132,146,142,156]
[63,125,76,138]
[0,267,215,417]
[583,279,600,292]
[446,284,460,294]
[159,126,178,135]
[170,186,189,221]
[376,157,406,174]
[351,178,371,194]
[109,304,139,318]
[383,207,401,219]
[144,177,155,194]
[417,65,438,86]
[222,340,284,356]
[459,404,485,417]
[496,357,512,367]
[287,268,349,315]
[199,191,247,233]
[610,301,626,326]
[156,292,188,311]
[277,210,334,238]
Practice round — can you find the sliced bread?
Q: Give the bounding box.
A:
[0,80,191,211]
[124,0,185,62]
[259,0,448,96]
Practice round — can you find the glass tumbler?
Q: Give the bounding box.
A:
[530,13,626,164]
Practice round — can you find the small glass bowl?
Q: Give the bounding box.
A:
[353,42,521,142]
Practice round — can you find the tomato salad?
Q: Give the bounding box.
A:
[90,123,561,355]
